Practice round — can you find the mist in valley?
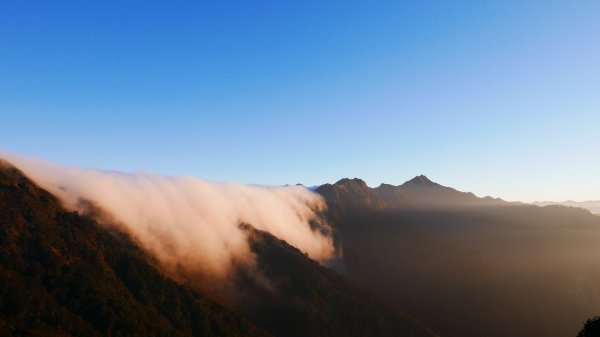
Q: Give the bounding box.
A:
[333,205,600,337]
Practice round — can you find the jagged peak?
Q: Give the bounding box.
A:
[376,183,396,189]
[402,175,436,186]
[334,178,368,188]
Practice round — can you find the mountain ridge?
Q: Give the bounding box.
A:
[315,174,600,337]
[0,160,271,337]
[0,160,438,337]
[533,200,600,214]
[317,175,508,216]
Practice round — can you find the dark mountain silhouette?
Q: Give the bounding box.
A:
[317,175,506,222]
[316,178,385,216]
[0,161,270,337]
[577,317,600,337]
[534,200,600,214]
[317,176,600,337]
[0,161,437,337]
[392,175,504,207]
[5,155,598,337]
[229,224,436,337]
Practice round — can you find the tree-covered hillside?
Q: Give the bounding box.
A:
[0,161,437,337]
[0,162,270,337]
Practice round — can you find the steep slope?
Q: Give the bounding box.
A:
[0,162,271,337]
[316,178,386,217]
[577,316,600,337]
[229,225,437,337]
[318,176,600,337]
[0,161,438,337]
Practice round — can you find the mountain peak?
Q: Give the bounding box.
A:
[334,178,368,188]
[404,175,435,186]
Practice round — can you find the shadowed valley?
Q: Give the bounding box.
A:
[317,176,600,337]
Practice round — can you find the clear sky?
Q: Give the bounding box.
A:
[1,1,599,202]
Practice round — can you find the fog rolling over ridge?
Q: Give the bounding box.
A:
[5,152,600,337]
[0,153,334,277]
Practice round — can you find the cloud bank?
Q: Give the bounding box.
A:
[1,153,334,277]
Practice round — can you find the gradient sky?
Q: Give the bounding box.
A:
[1,1,599,202]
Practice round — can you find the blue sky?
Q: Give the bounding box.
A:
[1,1,599,201]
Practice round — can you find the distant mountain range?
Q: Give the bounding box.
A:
[1,156,597,337]
[533,200,600,214]
[316,175,600,337]
[316,175,507,218]
[0,160,436,337]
